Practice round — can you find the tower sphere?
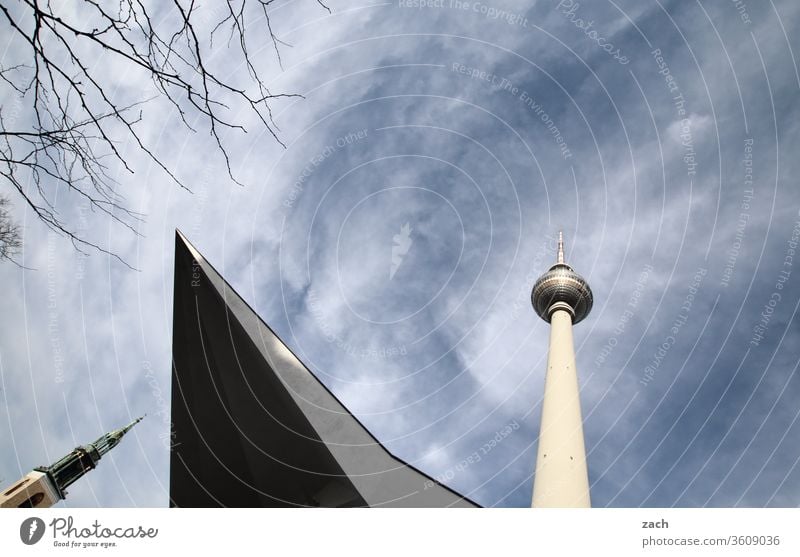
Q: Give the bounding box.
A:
[531,232,593,324]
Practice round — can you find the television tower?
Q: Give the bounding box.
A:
[0,416,144,508]
[531,232,593,507]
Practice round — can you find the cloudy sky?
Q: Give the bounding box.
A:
[1,0,799,508]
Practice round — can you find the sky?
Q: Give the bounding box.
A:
[1,0,799,508]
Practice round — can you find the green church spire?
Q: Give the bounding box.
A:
[34,416,144,499]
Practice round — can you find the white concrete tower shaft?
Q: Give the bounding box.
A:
[532,307,590,507]
[530,232,593,508]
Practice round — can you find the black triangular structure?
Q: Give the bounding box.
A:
[169,231,478,507]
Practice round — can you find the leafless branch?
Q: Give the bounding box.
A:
[0,195,22,262]
[0,0,323,264]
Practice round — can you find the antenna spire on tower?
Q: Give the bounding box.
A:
[557,230,565,264]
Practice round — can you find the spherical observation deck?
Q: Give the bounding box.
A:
[531,233,593,324]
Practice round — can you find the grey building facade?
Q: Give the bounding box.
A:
[170,231,478,507]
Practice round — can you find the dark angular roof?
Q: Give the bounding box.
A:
[170,231,479,507]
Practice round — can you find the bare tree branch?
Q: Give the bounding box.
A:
[0,195,21,262]
[0,0,321,264]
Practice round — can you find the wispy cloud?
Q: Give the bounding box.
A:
[1,0,799,507]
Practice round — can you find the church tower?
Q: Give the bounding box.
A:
[0,416,143,508]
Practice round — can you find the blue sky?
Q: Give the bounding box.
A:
[1,0,799,507]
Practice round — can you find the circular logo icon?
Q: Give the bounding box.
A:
[20,517,45,545]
